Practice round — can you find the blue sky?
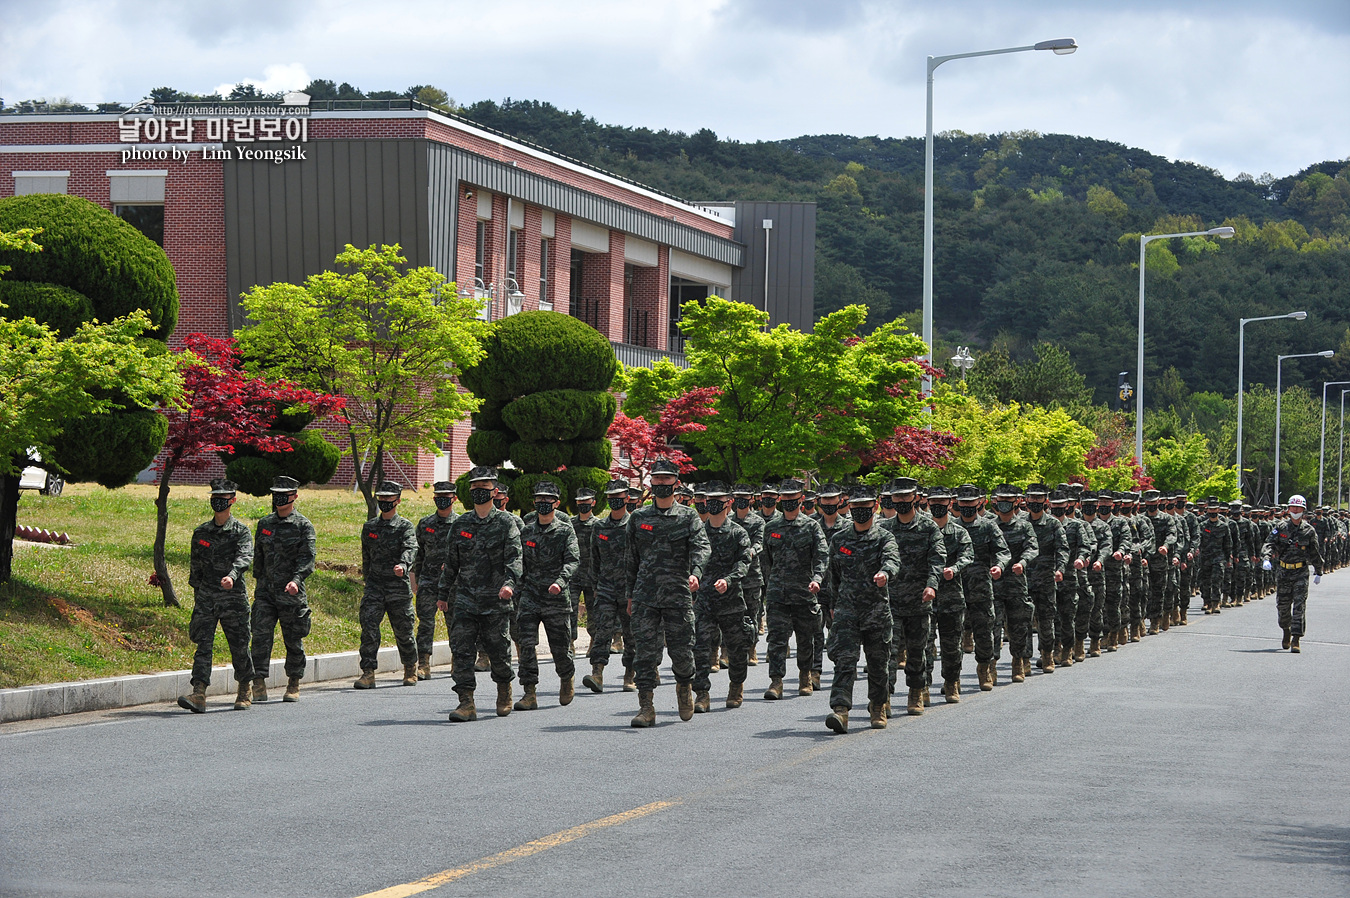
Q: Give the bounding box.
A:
[2,0,1346,179]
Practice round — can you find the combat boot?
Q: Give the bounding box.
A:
[583,663,605,693]
[1088,636,1101,658]
[1130,624,1141,643]
[233,681,252,710]
[962,631,975,654]
[826,706,849,734]
[252,677,268,703]
[1010,658,1026,683]
[496,681,513,717]
[474,649,491,672]
[907,688,924,716]
[869,702,887,729]
[1179,607,1188,625]
[726,682,744,709]
[693,690,711,714]
[943,679,960,703]
[402,662,418,686]
[764,677,784,700]
[622,667,637,692]
[1291,635,1301,653]
[559,677,574,706]
[798,671,814,696]
[676,683,695,721]
[1040,649,1054,673]
[1282,628,1292,649]
[283,676,301,702]
[612,633,624,653]
[1061,644,1074,666]
[631,690,656,728]
[720,647,730,669]
[177,681,206,714]
[747,644,758,665]
[514,684,538,711]
[417,653,432,680]
[811,670,821,690]
[354,670,376,689]
[1074,639,1087,662]
[448,692,477,722]
[983,661,996,690]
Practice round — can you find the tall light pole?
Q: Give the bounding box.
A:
[1317,380,1350,505]
[923,37,1077,403]
[1237,311,1306,498]
[1135,226,1236,467]
[1274,350,1333,504]
[1340,389,1350,509]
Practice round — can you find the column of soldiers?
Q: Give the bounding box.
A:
[177,465,1342,724]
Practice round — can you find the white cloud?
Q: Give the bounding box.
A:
[214,63,310,100]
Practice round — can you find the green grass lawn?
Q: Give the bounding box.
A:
[0,482,451,688]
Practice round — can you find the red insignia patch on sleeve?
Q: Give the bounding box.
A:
[770,532,782,539]
[597,533,609,541]
[526,540,538,548]
[640,523,654,531]
[460,531,474,539]
[261,529,273,536]
[197,539,211,547]
[839,546,853,556]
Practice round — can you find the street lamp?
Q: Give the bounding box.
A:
[1274,350,1334,504]
[1237,311,1306,498]
[1134,226,1236,467]
[1317,380,1350,505]
[1340,390,1350,509]
[949,346,976,380]
[922,36,1077,404]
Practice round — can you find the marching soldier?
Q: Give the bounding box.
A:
[761,478,828,701]
[1024,483,1068,672]
[955,484,1010,690]
[583,479,637,694]
[412,481,457,680]
[513,480,581,710]
[886,477,944,714]
[991,484,1038,682]
[692,481,754,712]
[926,487,974,702]
[249,475,316,703]
[1262,494,1323,652]
[354,481,420,689]
[731,483,767,666]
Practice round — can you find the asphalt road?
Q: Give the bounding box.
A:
[3,578,1348,898]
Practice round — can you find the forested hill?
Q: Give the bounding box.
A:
[462,98,1350,407]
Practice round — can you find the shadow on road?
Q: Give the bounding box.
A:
[751,726,834,742]
[358,718,452,727]
[1247,824,1350,875]
[1232,648,1288,653]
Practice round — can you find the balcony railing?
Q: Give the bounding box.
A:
[612,341,687,369]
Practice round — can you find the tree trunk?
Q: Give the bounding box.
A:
[154,459,180,607]
[347,422,377,519]
[0,471,19,586]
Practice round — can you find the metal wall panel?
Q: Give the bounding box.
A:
[729,201,816,333]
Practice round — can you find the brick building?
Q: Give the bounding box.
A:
[0,97,816,488]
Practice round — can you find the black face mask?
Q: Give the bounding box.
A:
[609,496,628,511]
[851,505,874,524]
[895,500,914,515]
[779,498,801,513]
[706,498,726,515]
[1051,507,1066,517]
[694,501,708,515]
[378,499,398,513]
[1026,501,1046,513]
[734,497,750,510]
[929,504,949,518]
[272,493,296,510]
[651,483,675,499]
[535,500,555,517]
[470,487,493,506]
[494,497,508,510]
[803,503,816,514]
[819,503,839,516]
[762,498,778,510]
[958,505,978,519]
[577,502,593,514]
[1208,512,1219,519]
[1082,505,1097,516]
[626,501,639,511]
[210,496,232,513]
[434,496,454,510]
[994,500,1015,514]
[879,496,894,510]
[1146,505,1159,515]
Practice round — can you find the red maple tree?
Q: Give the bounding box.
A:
[859,424,962,471]
[151,334,345,606]
[1084,436,1153,490]
[608,386,721,487]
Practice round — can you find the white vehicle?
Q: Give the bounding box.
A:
[18,456,63,497]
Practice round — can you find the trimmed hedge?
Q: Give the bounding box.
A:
[222,429,341,489]
[509,439,573,473]
[561,466,612,511]
[49,408,168,488]
[458,311,617,402]
[0,194,179,339]
[508,472,568,512]
[466,429,512,466]
[471,398,508,432]
[0,281,94,337]
[569,438,613,471]
[224,456,281,497]
[501,389,617,442]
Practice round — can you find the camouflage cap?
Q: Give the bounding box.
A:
[269,475,301,494]
[467,465,497,484]
[890,476,919,495]
[731,483,754,495]
[992,483,1022,498]
[209,478,238,495]
[779,478,806,494]
[575,487,597,500]
[817,482,845,499]
[375,480,403,497]
[1025,482,1050,497]
[704,480,730,497]
[532,479,561,498]
[927,486,955,501]
[626,486,643,497]
[677,484,695,497]
[650,457,680,476]
[1142,489,1161,503]
[604,479,629,496]
[956,484,984,500]
[849,484,877,502]
[432,480,456,494]
[1049,488,1070,504]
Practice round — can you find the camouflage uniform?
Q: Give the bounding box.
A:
[927,516,974,686]
[439,507,523,695]
[589,509,635,673]
[1198,508,1233,612]
[1129,506,1155,632]
[187,515,255,686]
[570,511,601,641]
[887,514,945,692]
[250,509,316,681]
[625,502,712,691]
[993,513,1039,663]
[692,517,753,694]
[359,511,419,673]
[957,509,1011,666]
[1055,505,1094,653]
[1083,509,1111,647]
[516,515,581,687]
[1100,500,1131,643]
[1026,511,1068,660]
[763,513,829,683]
[732,500,767,659]
[812,512,853,676]
[1143,503,1177,628]
[826,523,899,711]
[1263,517,1323,640]
[412,508,456,658]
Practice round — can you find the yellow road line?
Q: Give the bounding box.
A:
[352,799,680,898]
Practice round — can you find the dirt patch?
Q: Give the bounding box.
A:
[316,561,362,578]
[44,597,159,652]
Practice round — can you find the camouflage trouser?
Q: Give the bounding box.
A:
[1166,564,1181,615]
[1200,561,1226,609]
[1055,575,1078,649]
[1146,565,1169,623]
[693,602,752,693]
[926,608,965,684]
[1129,565,1146,626]
[569,581,594,641]
[1275,569,1310,637]
[767,602,821,680]
[963,579,997,664]
[250,591,311,679]
[586,589,635,670]
[415,587,451,657]
[450,608,513,695]
[1235,560,1252,601]
[631,603,695,691]
[890,609,931,691]
[1103,564,1126,634]
[516,606,574,686]
[189,590,254,686]
[992,579,1034,661]
[358,583,417,672]
[1086,570,1106,639]
[812,592,832,675]
[1179,563,1193,605]
[827,603,892,711]
[1028,575,1057,655]
[743,581,764,658]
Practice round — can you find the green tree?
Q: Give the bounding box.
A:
[236,244,486,517]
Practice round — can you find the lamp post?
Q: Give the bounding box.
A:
[949,346,975,380]
[1274,350,1334,504]
[1135,226,1236,467]
[922,37,1077,404]
[1317,380,1350,505]
[1340,389,1350,509]
[1237,311,1306,499]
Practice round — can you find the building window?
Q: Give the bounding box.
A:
[539,238,551,307]
[114,205,164,247]
[474,221,485,285]
[507,228,519,284]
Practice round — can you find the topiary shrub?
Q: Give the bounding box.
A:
[502,389,617,442]
[466,429,512,466]
[224,455,281,497]
[509,439,573,473]
[49,408,168,488]
[558,466,612,512]
[569,438,613,471]
[0,281,95,337]
[458,311,617,402]
[222,428,341,489]
[471,398,509,432]
[509,472,568,512]
[0,194,179,339]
